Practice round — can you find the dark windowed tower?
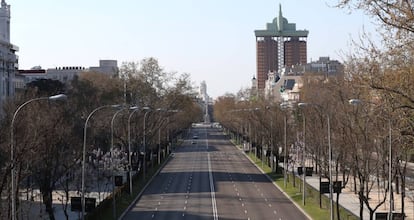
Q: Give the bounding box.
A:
[254,4,308,91]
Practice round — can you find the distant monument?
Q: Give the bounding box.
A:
[199,81,210,123]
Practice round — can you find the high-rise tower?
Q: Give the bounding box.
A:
[0,0,18,114]
[254,4,308,91]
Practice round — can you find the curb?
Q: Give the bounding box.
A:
[117,154,173,220]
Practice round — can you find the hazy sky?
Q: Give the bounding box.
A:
[11,0,377,98]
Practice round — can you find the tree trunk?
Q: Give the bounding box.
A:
[359,182,365,220]
[42,190,55,220]
[63,176,69,220]
[336,192,341,220]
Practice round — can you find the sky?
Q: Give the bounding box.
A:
[10,0,378,99]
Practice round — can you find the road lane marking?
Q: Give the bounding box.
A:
[208,153,218,220]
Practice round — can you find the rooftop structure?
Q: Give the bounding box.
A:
[254,4,309,38]
[19,60,118,85]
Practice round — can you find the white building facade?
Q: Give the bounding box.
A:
[0,0,18,111]
[19,60,118,85]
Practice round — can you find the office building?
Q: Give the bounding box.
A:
[254,4,308,91]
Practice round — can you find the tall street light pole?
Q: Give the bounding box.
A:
[297,103,307,206]
[10,94,67,220]
[111,107,128,220]
[142,107,151,180]
[327,115,333,220]
[81,104,120,220]
[284,112,287,188]
[280,103,289,188]
[388,119,393,220]
[154,108,166,166]
[127,107,139,195]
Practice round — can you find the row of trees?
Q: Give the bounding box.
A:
[215,1,414,220]
[0,58,202,220]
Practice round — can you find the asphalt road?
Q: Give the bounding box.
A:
[122,124,308,220]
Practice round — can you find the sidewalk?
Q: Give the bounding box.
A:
[276,144,414,219]
[299,169,414,220]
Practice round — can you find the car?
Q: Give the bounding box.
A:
[191,141,197,144]
[192,135,198,139]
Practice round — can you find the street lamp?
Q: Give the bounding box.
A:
[327,114,333,220]
[81,104,120,220]
[297,102,307,206]
[166,110,179,154]
[280,103,289,188]
[244,108,260,156]
[349,99,393,220]
[142,107,151,180]
[157,109,179,165]
[110,107,128,220]
[154,108,166,166]
[10,94,67,220]
[127,106,140,195]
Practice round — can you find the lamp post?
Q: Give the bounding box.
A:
[165,110,179,155]
[298,103,307,206]
[111,107,128,220]
[247,108,260,156]
[388,119,392,220]
[283,110,287,188]
[154,108,166,166]
[142,107,151,180]
[81,104,120,220]
[280,103,289,188]
[327,115,333,220]
[349,99,393,220]
[127,107,140,195]
[10,94,67,220]
[157,114,172,165]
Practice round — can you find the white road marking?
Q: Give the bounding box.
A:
[208,153,219,220]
